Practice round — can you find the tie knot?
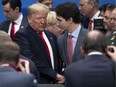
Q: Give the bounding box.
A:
[69,34,72,38]
[12,22,16,25]
[12,22,15,24]
[89,19,93,23]
[38,32,43,35]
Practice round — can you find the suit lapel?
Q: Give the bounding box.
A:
[19,17,28,30]
[63,32,70,65]
[2,21,10,33]
[73,27,84,61]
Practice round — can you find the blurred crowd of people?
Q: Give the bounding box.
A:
[0,0,115,87]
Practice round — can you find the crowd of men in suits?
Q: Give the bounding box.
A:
[0,0,116,87]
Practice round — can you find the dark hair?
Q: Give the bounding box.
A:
[99,3,115,12]
[37,0,44,3]
[2,0,22,12]
[0,42,20,66]
[81,30,107,54]
[55,2,81,23]
[106,4,115,12]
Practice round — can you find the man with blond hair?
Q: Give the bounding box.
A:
[14,3,64,84]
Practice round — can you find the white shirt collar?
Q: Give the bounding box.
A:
[14,13,23,25]
[88,51,103,56]
[0,64,10,67]
[68,24,81,38]
[91,11,100,20]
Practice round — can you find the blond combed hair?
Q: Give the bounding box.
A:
[47,11,57,25]
[27,3,49,17]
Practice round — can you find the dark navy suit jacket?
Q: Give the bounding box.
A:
[65,54,115,87]
[14,25,62,84]
[0,17,28,33]
[0,67,37,87]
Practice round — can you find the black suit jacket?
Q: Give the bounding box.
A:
[0,67,37,87]
[14,25,62,84]
[65,54,115,87]
[0,17,28,33]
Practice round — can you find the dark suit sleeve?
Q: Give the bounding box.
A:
[14,30,35,60]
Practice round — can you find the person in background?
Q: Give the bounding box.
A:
[64,30,115,87]
[0,30,40,83]
[14,3,64,84]
[46,11,64,37]
[55,2,88,67]
[80,0,106,34]
[0,41,37,87]
[99,3,111,17]
[37,0,53,10]
[103,4,115,36]
[106,7,116,46]
[0,0,28,40]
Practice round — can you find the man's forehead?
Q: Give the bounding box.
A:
[42,0,53,3]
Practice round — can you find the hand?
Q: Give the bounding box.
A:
[106,45,116,61]
[56,73,65,84]
[18,59,30,74]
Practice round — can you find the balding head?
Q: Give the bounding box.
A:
[81,30,107,54]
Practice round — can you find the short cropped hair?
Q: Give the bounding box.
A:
[0,42,20,66]
[27,3,49,17]
[2,0,22,12]
[55,2,81,23]
[37,0,44,3]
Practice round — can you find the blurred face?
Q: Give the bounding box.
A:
[110,8,116,30]
[28,12,47,32]
[47,24,64,37]
[2,3,19,21]
[80,0,92,16]
[103,10,111,30]
[56,16,70,31]
[41,0,53,10]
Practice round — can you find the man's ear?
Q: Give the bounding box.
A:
[68,17,73,24]
[27,16,32,24]
[15,7,20,13]
[80,46,85,55]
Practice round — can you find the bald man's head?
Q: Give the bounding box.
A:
[81,30,107,54]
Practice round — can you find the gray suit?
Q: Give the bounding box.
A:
[57,26,88,66]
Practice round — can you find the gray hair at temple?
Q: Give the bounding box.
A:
[85,0,99,8]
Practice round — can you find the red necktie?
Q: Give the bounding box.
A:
[88,20,92,30]
[39,32,51,60]
[10,22,15,40]
[67,34,73,63]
